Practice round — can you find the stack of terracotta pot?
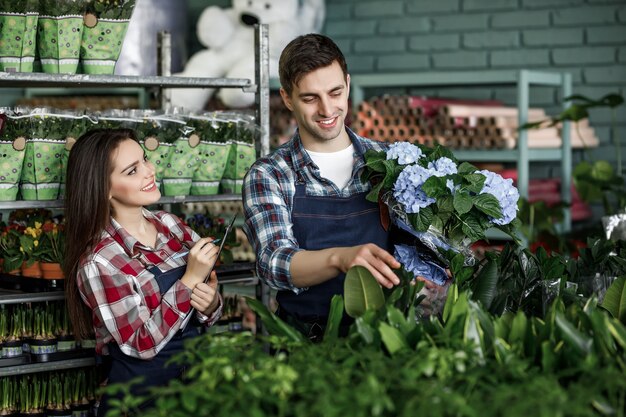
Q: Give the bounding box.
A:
[351,95,599,150]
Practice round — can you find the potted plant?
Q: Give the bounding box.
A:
[18,220,43,278]
[54,301,76,352]
[0,375,18,416]
[28,303,57,357]
[46,373,72,417]
[185,213,239,265]
[36,218,65,279]
[19,374,47,417]
[0,224,23,274]
[80,0,136,74]
[69,370,90,417]
[1,305,23,358]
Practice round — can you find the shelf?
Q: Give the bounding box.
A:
[0,193,242,210]
[0,290,64,304]
[0,71,254,90]
[453,148,563,162]
[0,357,95,377]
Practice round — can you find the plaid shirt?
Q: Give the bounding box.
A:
[242,127,388,294]
[77,209,222,359]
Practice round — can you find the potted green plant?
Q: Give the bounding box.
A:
[1,306,23,359]
[220,114,258,194]
[19,374,47,417]
[80,0,136,74]
[0,224,24,274]
[0,375,18,416]
[69,369,90,417]
[37,219,65,279]
[28,303,57,357]
[0,0,38,72]
[46,373,72,417]
[0,110,29,201]
[188,113,233,196]
[54,301,76,352]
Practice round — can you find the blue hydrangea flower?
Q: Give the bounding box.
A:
[386,142,423,165]
[478,169,520,225]
[393,164,436,213]
[428,157,458,176]
[446,179,459,194]
[394,244,448,286]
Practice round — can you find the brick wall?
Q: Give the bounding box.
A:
[322,0,626,174]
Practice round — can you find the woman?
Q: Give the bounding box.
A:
[63,128,222,415]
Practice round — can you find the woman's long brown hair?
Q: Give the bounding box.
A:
[63,128,137,340]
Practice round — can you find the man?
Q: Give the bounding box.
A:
[242,34,400,339]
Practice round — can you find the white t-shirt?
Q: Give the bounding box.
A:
[306,144,355,190]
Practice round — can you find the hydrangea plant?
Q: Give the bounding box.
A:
[362,142,521,284]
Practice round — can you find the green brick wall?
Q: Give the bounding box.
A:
[317,0,626,176]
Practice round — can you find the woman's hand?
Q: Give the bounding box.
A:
[191,271,220,315]
[181,237,219,289]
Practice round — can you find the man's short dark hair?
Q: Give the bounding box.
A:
[279,33,348,96]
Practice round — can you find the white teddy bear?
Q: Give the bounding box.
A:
[170,0,326,110]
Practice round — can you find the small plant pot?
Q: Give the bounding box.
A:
[1,339,23,357]
[70,404,90,417]
[46,408,73,417]
[41,262,64,279]
[56,334,77,352]
[29,337,58,356]
[79,339,96,349]
[21,260,42,278]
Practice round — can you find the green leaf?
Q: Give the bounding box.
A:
[558,104,589,122]
[471,258,499,310]
[344,266,385,318]
[591,160,615,182]
[464,173,486,194]
[453,192,473,215]
[323,295,345,342]
[573,160,593,177]
[379,322,409,354]
[457,161,477,175]
[599,276,626,323]
[555,312,592,355]
[438,195,454,213]
[460,214,484,242]
[365,180,384,203]
[472,193,503,219]
[409,207,434,232]
[422,176,448,198]
[244,297,306,343]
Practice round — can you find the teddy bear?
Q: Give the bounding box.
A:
[170,0,326,110]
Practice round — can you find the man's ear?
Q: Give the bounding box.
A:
[279,87,294,112]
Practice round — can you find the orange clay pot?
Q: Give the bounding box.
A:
[21,260,42,278]
[41,262,64,279]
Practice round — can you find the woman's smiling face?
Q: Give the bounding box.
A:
[108,138,160,212]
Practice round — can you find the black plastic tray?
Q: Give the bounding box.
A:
[0,353,31,368]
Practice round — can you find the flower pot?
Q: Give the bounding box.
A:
[1,339,23,357]
[70,404,90,417]
[29,337,57,355]
[0,12,39,72]
[220,141,256,194]
[191,141,231,196]
[46,408,72,417]
[41,261,64,279]
[36,14,82,74]
[56,334,76,351]
[21,260,42,278]
[80,17,130,74]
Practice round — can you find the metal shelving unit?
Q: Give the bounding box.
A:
[350,69,573,235]
[0,24,270,376]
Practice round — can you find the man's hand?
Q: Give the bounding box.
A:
[334,243,401,289]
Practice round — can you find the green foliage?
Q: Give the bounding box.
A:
[523,93,626,215]
[343,265,385,318]
[86,0,136,19]
[600,276,626,323]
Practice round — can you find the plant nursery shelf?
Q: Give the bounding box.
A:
[0,289,64,304]
[0,71,254,90]
[0,357,95,377]
[0,194,242,210]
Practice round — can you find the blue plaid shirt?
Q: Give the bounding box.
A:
[242,127,388,294]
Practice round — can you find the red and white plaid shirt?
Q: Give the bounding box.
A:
[77,209,222,359]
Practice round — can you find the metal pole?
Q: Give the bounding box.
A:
[157,31,172,110]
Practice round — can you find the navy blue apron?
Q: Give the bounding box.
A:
[276,175,390,340]
[97,262,201,416]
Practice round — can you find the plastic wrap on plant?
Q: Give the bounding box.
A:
[602,212,626,241]
[384,191,477,268]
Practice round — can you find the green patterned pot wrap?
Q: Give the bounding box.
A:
[0,12,38,72]
[36,15,81,74]
[0,140,25,201]
[80,18,129,74]
[191,141,231,196]
[162,137,201,197]
[20,138,64,200]
[220,141,256,194]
